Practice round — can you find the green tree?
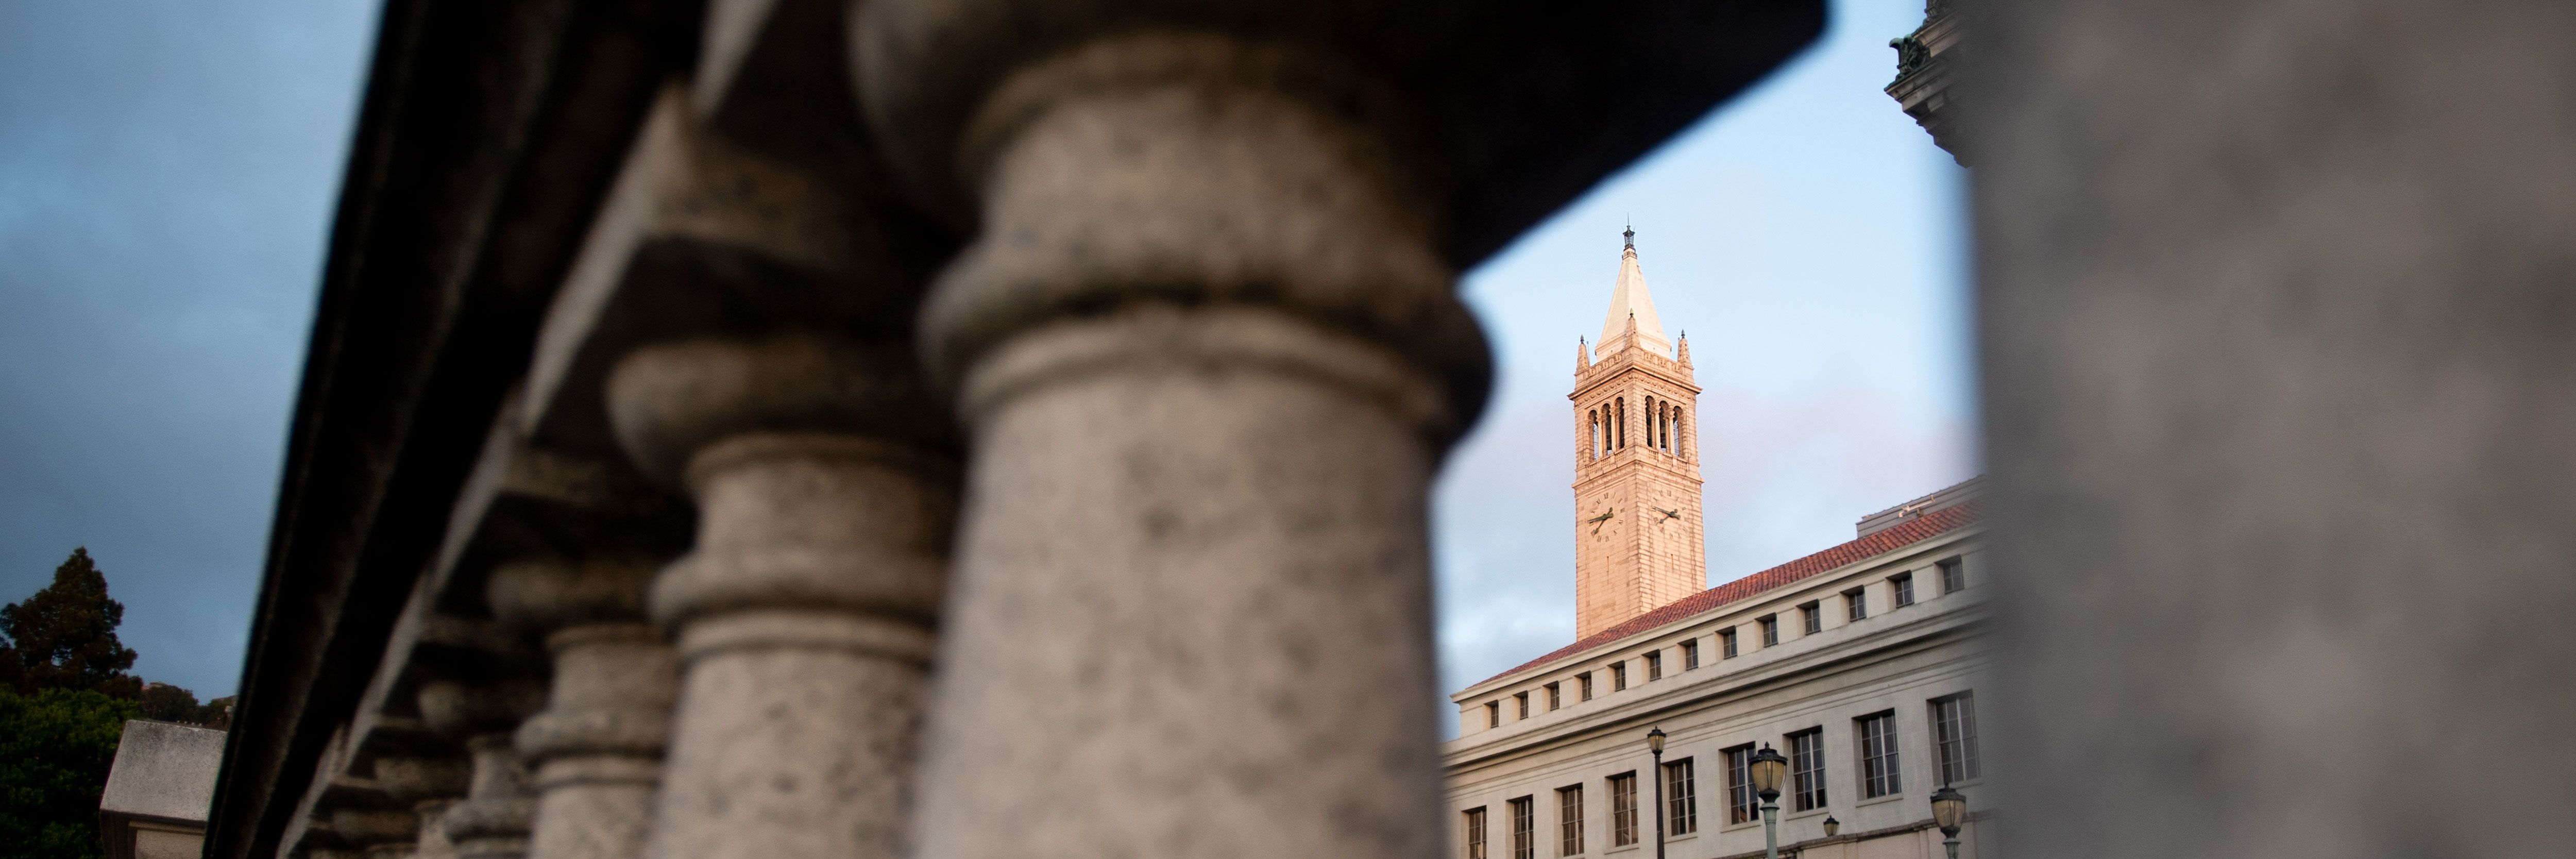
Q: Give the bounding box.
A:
[0,687,139,859]
[135,683,231,729]
[0,548,142,698]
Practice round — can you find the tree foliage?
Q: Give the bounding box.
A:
[0,687,139,859]
[0,548,141,698]
[138,682,233,729]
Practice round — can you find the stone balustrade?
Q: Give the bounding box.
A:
[420,680,547,859]
[204,4,1831,859]
[487,556,675,859]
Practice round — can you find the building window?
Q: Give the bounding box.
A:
[1938,556,1965,594]
[1557,786,1585,856]
[1788,729,1827,812]
[1579,672,1594,701]
[1722,745,1756,825]
[1845,588,1868,622]
[1643,650,1662,681]
[1758,616,1778,647]
[1608,772,1638,847]
[1486,701,1500,728]
[1720,628,1739,658]
[1799,603,1822,636]
[1616,398,1626,449]
[1511,797,1535,859]
[1516,692,1530,719]
[1891,572,1915,607]
[1933,692,1982,783]
[1674,417,1685,459]
[1611,662,1627,692]
[1680,639,1700,670]
[1858,711,1902,799]
[1665,758,1698,835]
[1546,682,1562,711]
[1466,808,1488,859]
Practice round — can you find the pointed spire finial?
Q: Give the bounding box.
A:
[1623,225,1635,249]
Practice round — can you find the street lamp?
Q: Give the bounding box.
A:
[1929,785,1968,859]
[1747,744,1788,859]
[1821,815,1839,837]
[1646,728,1667,859]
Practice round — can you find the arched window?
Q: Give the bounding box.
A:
[1616,398,1626,448]
[1674,416,1685,459]
[1588,410,1600,460]
[1662,404,1673,451]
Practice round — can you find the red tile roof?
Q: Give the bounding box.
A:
[1470,501,1983,689]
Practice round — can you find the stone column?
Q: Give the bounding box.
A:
[606,333,956,859]
[1974,0,2576,857]
[857,29,1487,859]
[487,557,677,859]
[329,806,420,859]
[374,756,472,859]
[421,680,547,859]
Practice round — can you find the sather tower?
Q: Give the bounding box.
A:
[1569,229,1706,638]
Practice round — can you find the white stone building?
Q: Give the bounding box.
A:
[1444,246,1993,859]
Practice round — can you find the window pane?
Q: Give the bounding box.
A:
[1666,759,1698,835]
[1609,774,1637,846]
[1935,693,1982,783]
[1467,809,1487,859]
[1512,798,1535,859]
[1790,730,1827,812]
[1558,786,1584,856]
[1860,713,1902,798]
[1725,747,1754,825]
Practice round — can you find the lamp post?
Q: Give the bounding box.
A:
[1929,784,1967,859]
[1646,728,1667,859]
[1822,815,1839,838]
[1747,744,1788,859]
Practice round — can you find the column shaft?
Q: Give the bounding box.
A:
[609,339,957,859]
[901,33,1480,859]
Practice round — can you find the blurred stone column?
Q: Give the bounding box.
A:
[487,557,676,859]
[609,333,957,859]
[374,756,472,859]
[1974,0,2576,857]
[852,20,1489,859]
[422,680,547,859]
[330,806,420,859]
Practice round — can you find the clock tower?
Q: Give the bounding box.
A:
[1570,229,1706,638]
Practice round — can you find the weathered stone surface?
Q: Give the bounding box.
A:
[103,720,227,823]
[1976,1,2576,857]
[610,336,957,859]
[866,24,1480,859]
[488,555,675,859]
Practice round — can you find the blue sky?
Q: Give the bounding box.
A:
[0,0,1971,708]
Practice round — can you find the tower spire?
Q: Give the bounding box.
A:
[1596,228,1670,359]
